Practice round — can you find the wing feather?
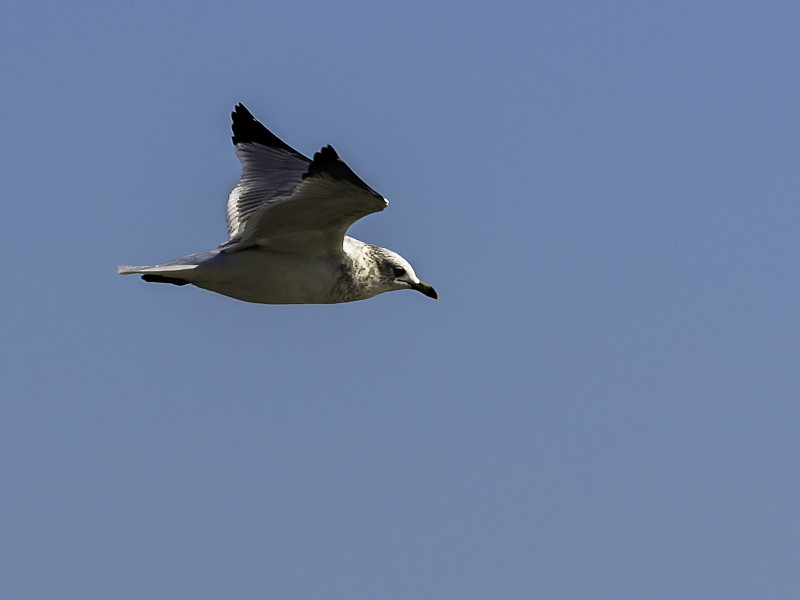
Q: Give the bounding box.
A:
[226,104,310,238]
[225,105,387,257]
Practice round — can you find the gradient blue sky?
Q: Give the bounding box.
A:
[3,1,799,598]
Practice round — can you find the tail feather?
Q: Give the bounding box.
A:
[117,263,199,287]
[117,265,147,275]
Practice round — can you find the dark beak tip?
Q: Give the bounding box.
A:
[420,283,438,300]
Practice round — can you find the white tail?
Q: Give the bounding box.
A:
[117,264,198,275]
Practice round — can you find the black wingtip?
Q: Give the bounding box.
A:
[302,145,380,195]
[141,274,189,286]
[230,103,305,157]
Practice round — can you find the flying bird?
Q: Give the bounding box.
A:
[118,104,437,304]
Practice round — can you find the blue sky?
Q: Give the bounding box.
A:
[3,1,799,598]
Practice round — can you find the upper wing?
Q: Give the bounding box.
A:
[225,104,387,256]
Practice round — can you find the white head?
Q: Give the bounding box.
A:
[342,238,437,300]
[369,246,438,299]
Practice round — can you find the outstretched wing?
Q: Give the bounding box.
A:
[226,104,311,239]
[225,104,387,257]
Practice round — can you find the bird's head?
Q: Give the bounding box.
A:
[373,247,438,300]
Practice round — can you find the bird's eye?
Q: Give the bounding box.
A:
[392,266,406,277]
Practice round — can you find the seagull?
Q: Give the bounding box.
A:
[118,104,437,304]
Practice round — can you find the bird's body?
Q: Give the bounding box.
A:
[118,104,437,304]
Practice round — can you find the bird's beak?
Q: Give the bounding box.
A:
[411,281,438,300]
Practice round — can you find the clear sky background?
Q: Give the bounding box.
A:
[3,1,799,598]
